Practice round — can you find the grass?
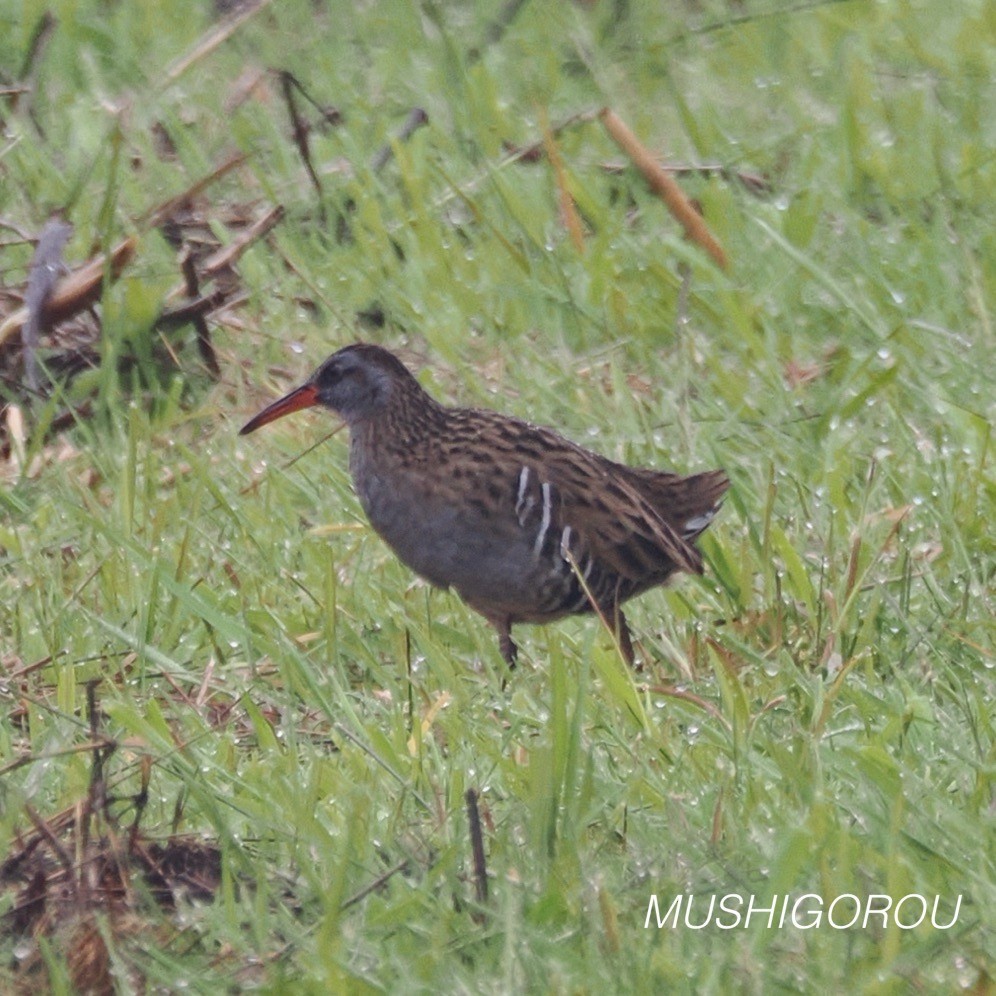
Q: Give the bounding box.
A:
[1,0,993,991]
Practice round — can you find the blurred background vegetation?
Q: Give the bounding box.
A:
[0,0,992,990]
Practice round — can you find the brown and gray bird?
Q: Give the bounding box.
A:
[240,344,728,668]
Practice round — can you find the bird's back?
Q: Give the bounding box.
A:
[352,403,728,624]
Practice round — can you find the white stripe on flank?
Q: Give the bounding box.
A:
[560,525,573,559]
[533,482,552,556]
[683,510,715,536]
[515,466,531,522]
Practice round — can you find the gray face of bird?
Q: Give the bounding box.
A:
[312,358,379,422]
[311,347,408,424]
[240,345,431,437]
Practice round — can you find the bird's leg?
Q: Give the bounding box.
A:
[612,604,636,669]
[489,615,517,670]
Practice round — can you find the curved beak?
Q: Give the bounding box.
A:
[240,383,319,435]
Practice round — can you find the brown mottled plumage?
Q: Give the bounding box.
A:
[241,344,729,667]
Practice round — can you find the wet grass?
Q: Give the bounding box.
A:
[0,0,993,990]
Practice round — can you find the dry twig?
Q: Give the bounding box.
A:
[599,107,728,269]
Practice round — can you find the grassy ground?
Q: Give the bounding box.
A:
[1,0,993,991]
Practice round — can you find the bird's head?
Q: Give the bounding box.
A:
[240,343,416,434]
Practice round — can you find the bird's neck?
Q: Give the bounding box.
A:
[351,382,447,454]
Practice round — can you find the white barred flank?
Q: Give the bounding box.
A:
[515,465,532,523]
[682,508,717,537]
[533,482,553,557]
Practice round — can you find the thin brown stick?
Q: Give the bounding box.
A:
[82,681,107,848]
[541,107,585,253]
[341,859,409,911]
[465,788,489,911]
[0,740,116,778]
[164,0,276,84]
[161,205,284,313]
[25,804,76,878]
[0,236,137,348]
[140,152,247,229]
[156,288,229,330]
[371,107,429,173]
[599,107,728,269]
[601,159,771,197]
[179,250,221,375]
[502,107,600,168]
[41,236,137,319]
[196,204,285,281]
[127,756,152,849]
[279,71,326,224]
[647,682,730,729]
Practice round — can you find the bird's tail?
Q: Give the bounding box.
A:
[627,468,730,540]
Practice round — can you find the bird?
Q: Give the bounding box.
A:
[240,343,729,669]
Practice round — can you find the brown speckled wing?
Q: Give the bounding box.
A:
[441,408,711,604]
[622,466,730,537]
[549,448,706,581]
